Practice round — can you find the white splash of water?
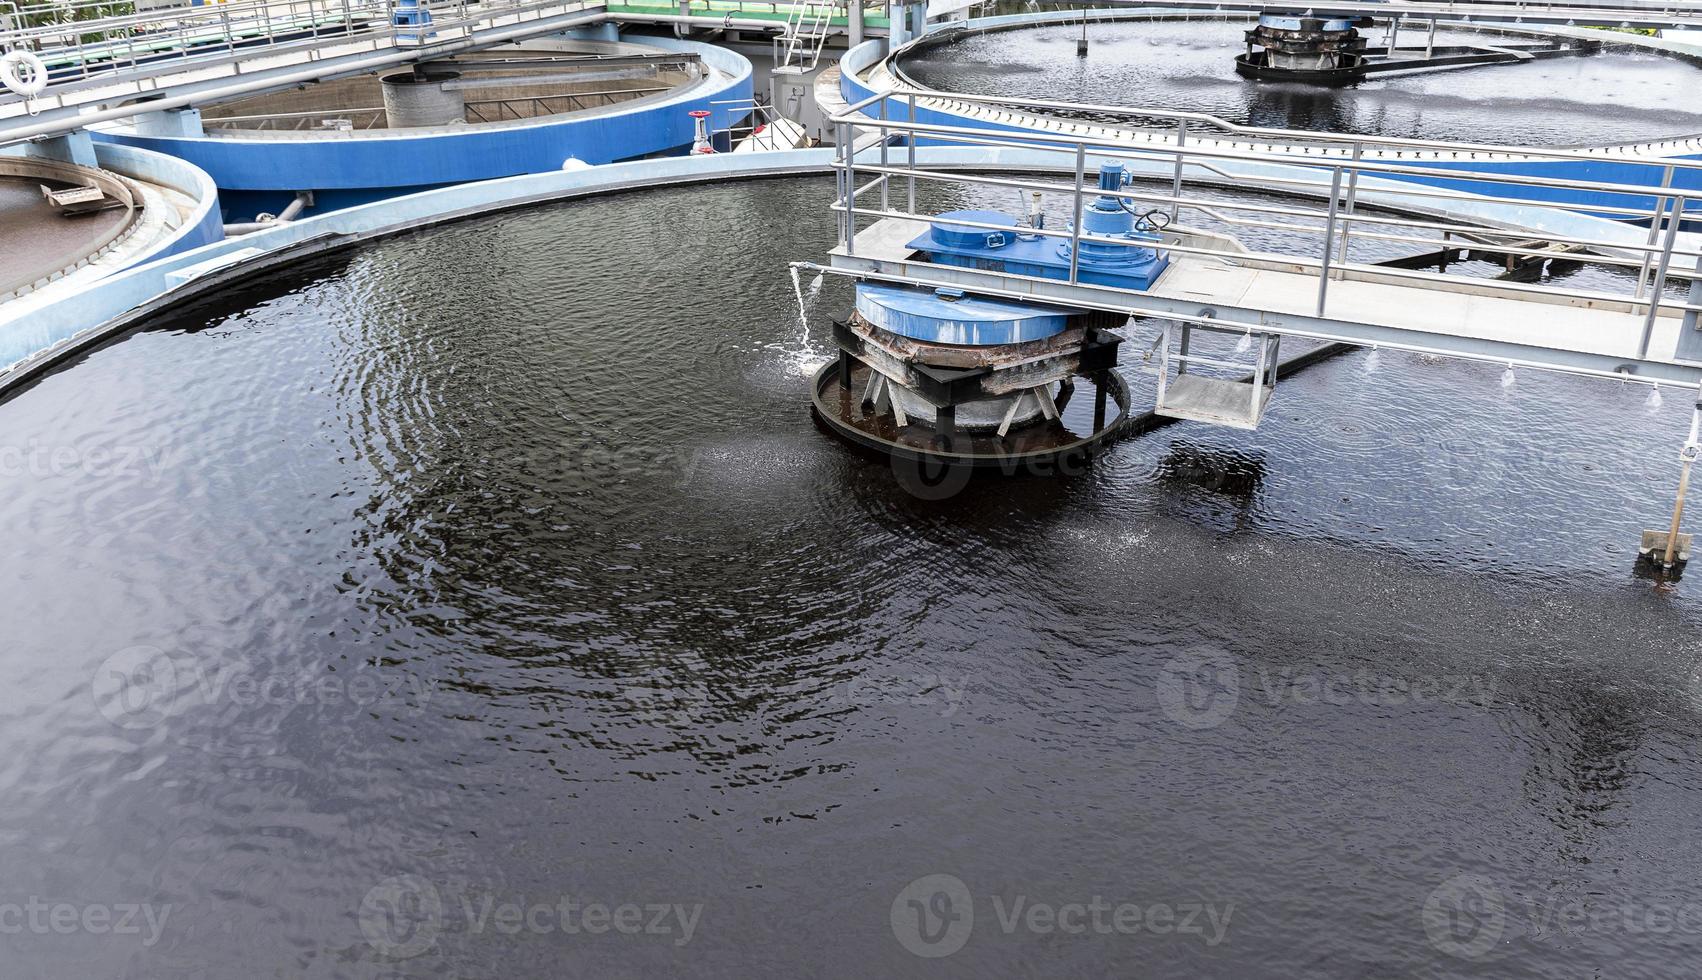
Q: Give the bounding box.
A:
[780,267,831,377]
[788,265,809,336]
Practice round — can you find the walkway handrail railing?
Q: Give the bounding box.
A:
[848,86,1702,175]
[0,0,598,99]
[828,91,1702,361]
[981,0,1702,30]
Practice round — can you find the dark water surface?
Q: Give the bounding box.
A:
[5,178,1702,978]
[902,20,1702,146]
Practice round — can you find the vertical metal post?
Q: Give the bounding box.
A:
[1334,142,1363,275]
[839,119,856,255]
[1639,193,1685,360]
[1068,142,1087,285]
[1636,166,1676,299]
[1663,402,1702,567]
[879,96,889,214]
[1250,331,1268,420]
[1665,452,1696,567]
[1169,121,1187,225]
[1425,17,1436,59]
[1155,324,1172,408]
[1315,167,1345,317]
[1683,253,1702,339]
[903,95,918,216]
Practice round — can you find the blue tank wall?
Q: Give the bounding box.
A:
[92,141,225,260]
[1379,156,1702,219]
[95,36,751,220]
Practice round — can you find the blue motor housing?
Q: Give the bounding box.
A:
[1056,163,1168,273]
[905,178,1169,292]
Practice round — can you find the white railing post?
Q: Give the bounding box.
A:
[1316,166,1345,317]
[906,94,916,215]
[1170,120,1187,224]
[840,118,856,255]
[1636,164,1677,300]
[879,96,889,214]
[1069,142,1087,285]
[1335,142,1363,277]
[1640,193,1686,359]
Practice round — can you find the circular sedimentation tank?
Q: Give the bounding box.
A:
[95,36,754,220]
[899,17,1702,146]
[7,176,1702,975]
[198,44,697,134]
[0,146,219,302]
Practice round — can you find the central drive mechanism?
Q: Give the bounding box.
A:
[812,188,1170,476]
[1234,12,1373,83]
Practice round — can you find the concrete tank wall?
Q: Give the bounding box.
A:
[380,72,467,129]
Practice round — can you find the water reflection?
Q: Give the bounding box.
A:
[3,179,1702,975]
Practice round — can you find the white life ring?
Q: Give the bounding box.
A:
[1,50,48,99]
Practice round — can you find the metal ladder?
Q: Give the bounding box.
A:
[773,1,832,74]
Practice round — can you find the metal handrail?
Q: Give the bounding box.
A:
[203,104,388,129]
[828,94,1702,360]
[838,87,1702,184]
[837,126,1702,251]
[0,0,594,96]
[462,85,665,121]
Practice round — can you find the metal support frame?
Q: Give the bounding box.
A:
[1153,319,1281,428]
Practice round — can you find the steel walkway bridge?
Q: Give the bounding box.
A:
[809,90,1702,397]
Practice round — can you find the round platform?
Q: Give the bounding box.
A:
[853,282,1077,345]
